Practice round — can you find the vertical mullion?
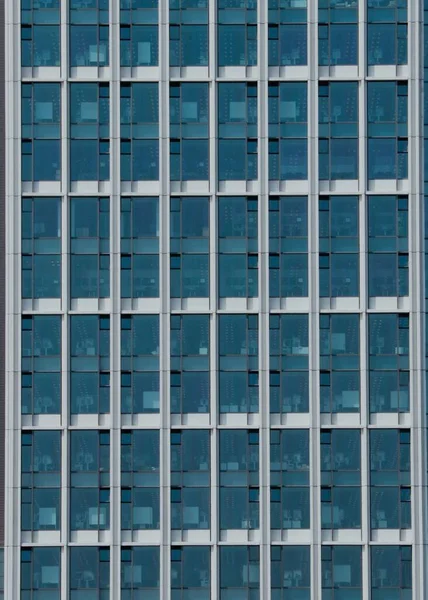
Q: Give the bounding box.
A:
[258,0,270,597]
[110,0,121,596]
[409,1,425,599]
[159,0,171,597]
[308,0,320,598]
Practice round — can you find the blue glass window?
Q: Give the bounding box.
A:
[121,83,159,181]
[218,197,258,298]
[269,82,307,180]
[218,0,257,66]
[319,0,358,66]
[321,546,362,599]
[171,547,210,597]
[121,547,160,598]
[368,81,408,180]
[271,545,310,598]
[369,314,409,413]
[321,429,361,529]
[170,83,209,181]
[319,82,359,180]
[219,315,259,413]
[270,314,309,414]
[70,197,110,298]
[70,0,109,66]
[70,547,110,595]
[22,83,61,182]
[270,429,310,530]
[320,314,360,414]
[21,430,61,531]
[22,197,61,299]
[171,430,210,530]
[121,315,159,415]
[220,430,259,530]
[120,0,158,66]
[21,0,60,67]
[371,546,412,598]
[171,315,210,414]
[218,83,258,181]
[269,196,308,298]
[220,546,259,597]
[121,430,160,531]
[70,430,110,531]
[268,0,307,66]
[368,0,407,65]
[170,0,208,66]
[121,197,159,298]
[319,196,359,297]
[370,429,411,530]
[171,197,209,298]
[368,195,409,297]
[21,547,60,598]
[70,315,110,415]
[21,315,61,416]
[70,82,110,181]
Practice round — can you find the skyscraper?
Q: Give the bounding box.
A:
[2,0,428,597]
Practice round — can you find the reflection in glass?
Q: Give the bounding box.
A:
[219,197,258,298]
[121,197,159,298]
[320,314,360,414]
[171,198,209,298]
[368,196,408,297]
[121,315,159,415]
[219,315,259,413]
[369,314,409,413]
[220,430,259,530]
[21,316,61,415]
[270,314,309,414]
[121,430,160,531]
[218,83,258,181]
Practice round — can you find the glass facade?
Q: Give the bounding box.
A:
[4,0,428,598]
[22,83,61,182]
[120,82,159,182]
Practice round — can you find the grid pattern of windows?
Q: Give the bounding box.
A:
[4,0,427,598]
